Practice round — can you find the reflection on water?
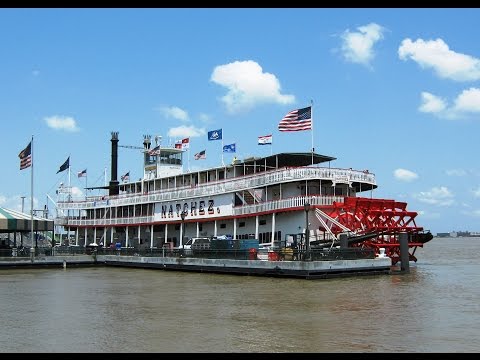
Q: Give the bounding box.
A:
[1,237,479,352]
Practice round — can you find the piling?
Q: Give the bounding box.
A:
[399,232,410,273]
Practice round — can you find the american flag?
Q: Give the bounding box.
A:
[19,141,32,170]
[278,106,312,132]
[194,150,206,160]
[148,145,160,155]
[78,169,87,178]
[121,171,130,182]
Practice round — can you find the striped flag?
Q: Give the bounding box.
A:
[194,150,206,160]
[121,171,130,182]
[278,106,312,132]
[258,134,272,145]
[148,145,160,155]
[78,169,87,178]
[18,141,32,170]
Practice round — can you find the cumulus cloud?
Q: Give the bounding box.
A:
[45,115,79,132]
[71,186,83,197]
[398,38,480,82]
[167,125,206,138]
[210,60,295,113]
[340,23,385,67]
[418,88,480,119]
[419,92,447,113]
[393,168,418,182]
[452,87,480,113]
[414,186,454,206]
[159,106,189,121]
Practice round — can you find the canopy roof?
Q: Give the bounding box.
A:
[0,207,53,232]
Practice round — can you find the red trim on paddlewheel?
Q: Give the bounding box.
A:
[324,197,425,265]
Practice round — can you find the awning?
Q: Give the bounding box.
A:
[0,206,54,232]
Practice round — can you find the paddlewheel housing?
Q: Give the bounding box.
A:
[319,197,432,265]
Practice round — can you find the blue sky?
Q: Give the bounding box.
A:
[1,8,480,234]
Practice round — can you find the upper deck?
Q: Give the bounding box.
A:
[56,160,377,211]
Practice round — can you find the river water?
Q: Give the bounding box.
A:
[0,237,478,353]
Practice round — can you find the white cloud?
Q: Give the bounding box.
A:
[398,38,480,82]
[0,194,38,212]
[452,87,480,113]
[340,23,385,67]
[45,115,79,132]
[71,186,83,197]
[32,69,40,76]
[445,169,467,176]
[167,125,206,138]
[414,186,454,206]
[393,168,418,182]
[472,187,480,198]
[419,92,446,113]
[210,60,295,113]
[418,88,480,119]
[159,106,189,121]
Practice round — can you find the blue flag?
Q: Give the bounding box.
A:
[208,129,222,141]
[223,143,236,153]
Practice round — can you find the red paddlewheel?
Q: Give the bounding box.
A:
[323,197,425,264]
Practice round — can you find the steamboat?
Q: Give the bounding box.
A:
[55,132,432,265]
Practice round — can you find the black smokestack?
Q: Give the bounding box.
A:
[109,131,119,196]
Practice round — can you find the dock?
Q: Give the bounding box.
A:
[0,252,392,279]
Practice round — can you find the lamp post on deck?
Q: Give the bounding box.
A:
[304,202,310,261]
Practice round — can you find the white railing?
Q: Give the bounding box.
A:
[57,195,344,227]
[57,166,375,210]
[233,195,344,216]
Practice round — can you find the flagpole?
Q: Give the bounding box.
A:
[311,99,314,165]
[85,172,88,200]
[221,137,224,166]
[68,155,71,200]
[30,135,34,257]
[270,131,273,156]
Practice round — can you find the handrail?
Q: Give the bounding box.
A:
[59,195,344,227]
[57,167,375,210]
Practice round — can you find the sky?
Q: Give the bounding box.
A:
[1,8,480,235]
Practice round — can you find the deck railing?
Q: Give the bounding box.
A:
[57,166,375,210]
[58,195,344,227]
